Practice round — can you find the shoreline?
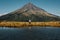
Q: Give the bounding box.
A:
[0,21,60,28]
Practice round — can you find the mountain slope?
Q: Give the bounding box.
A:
[0,3,60,22]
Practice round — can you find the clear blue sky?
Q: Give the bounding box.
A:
[0,0,60,16]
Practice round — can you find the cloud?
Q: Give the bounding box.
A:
[0,13,8,16]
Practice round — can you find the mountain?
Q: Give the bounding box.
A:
[0,3,60,22]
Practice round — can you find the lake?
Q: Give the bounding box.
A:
[0,27,60,40]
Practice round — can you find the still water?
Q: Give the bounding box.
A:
[0,27,60,40]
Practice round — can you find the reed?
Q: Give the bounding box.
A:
[0,21,60,28]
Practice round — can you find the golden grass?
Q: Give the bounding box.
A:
[0,21,60,28]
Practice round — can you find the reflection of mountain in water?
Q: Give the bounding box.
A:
[0,3,60,22]
[0,27,60,40]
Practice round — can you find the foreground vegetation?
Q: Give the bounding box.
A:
[0,21,60,28]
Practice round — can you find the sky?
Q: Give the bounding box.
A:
[0,0,60,16]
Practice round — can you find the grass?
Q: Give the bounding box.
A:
[0,21,60,28]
